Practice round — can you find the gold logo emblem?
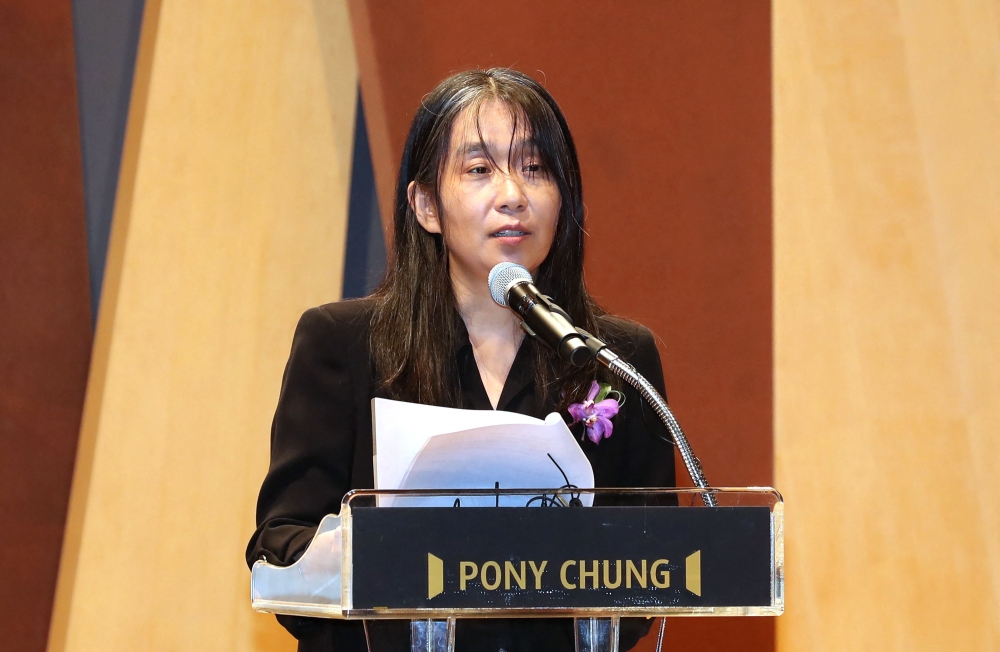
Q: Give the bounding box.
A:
[427,553,443,599]
[685,550,701,596]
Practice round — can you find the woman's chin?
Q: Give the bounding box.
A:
[485,247,546,273]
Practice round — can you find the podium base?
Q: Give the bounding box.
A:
[575,617,620,652]
[410,618,456,652]
[405,617,667,652]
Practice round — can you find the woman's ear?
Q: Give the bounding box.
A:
[409,181,442,235]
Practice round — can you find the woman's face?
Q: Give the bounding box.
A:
[411,100,561,295]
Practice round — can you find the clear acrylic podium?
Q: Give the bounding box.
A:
[251,487,783,652]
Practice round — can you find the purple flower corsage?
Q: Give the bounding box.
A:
[568,381,622,444]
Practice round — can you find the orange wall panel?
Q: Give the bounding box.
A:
[0,3,92,652]
[349,2,772,650]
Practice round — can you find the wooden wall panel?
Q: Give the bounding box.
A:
[775,1,1000,650]
[0,3,92,652]
[48,0,357,650]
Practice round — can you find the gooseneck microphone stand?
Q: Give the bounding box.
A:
[487,261,716,507]
[578,329,717,507]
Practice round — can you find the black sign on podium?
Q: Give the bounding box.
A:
[352,505,772,611]
[252,488,784,652]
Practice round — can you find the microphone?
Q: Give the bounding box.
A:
[488,262,593,367]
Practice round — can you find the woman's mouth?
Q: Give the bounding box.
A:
[491,229,529,238]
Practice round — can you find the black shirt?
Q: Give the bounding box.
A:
[247,299,676,651]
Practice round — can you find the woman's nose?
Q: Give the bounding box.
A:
[494,173,527,213]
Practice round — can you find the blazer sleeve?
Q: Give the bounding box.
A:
[245,307,369,644]
[246,306,359,567]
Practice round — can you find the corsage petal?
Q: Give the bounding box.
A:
[593,398,620,419]
[567,404,587,424]
[586,419,606,444]
[596,416,614,440]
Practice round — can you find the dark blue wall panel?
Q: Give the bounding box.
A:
[342,89,386,299]
[73,0,145,319]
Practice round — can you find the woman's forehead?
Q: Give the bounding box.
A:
[448,100,533,155]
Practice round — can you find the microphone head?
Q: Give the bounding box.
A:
[488,262,532,306]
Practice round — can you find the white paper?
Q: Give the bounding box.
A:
[373,398,595,507]
[372,398,542,491]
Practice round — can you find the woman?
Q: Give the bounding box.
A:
[247,68,676,651]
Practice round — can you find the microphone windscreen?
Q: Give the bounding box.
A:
[488,262,532,306]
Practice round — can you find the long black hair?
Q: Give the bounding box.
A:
[370,68,607,408]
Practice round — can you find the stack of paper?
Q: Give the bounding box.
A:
[373,398,595,506]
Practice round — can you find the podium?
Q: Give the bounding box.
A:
[251,487,783,651]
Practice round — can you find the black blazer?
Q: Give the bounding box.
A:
[247,298,677,651]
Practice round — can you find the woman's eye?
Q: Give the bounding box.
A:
[468,165,490,175]
[523,163,543,175]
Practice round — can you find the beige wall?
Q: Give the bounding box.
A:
[48,1,357,650]
[775,1,1000,650]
